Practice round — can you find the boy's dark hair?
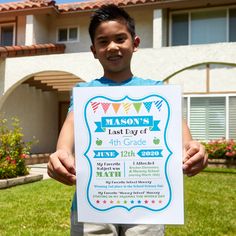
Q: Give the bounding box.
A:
[89,4,136,44]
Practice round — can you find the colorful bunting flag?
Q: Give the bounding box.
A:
[91,102,100,113]
[90,100,164,114]
[143,102,153,112]
[133,103,142,113]
[123,103,132,114]
[101,103,111,113]
[112,103,121,114]
[154,100,163,111]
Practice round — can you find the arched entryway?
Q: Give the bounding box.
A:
[0,70,84,153]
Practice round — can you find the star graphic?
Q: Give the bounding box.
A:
[138,200,142,204]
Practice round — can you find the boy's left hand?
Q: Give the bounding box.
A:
[183,140,208,176]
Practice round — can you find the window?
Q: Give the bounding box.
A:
[191,10,226,44]
[184,96,236,141]
[171,8,236,46]
[0,24,14,46]
[172,14,188,46]
[229,9,236,42]
[229,97,236,139]
[57,27,79,42]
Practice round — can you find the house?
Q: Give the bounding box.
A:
[0,0,235,153]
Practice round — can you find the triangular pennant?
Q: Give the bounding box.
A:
[143,102,153,112]
[123,103,132,114]
[154,100,163,111]
[91,102,100,113]
[112,103,121,114]
[101,103,111,113]
[133,103,142,113]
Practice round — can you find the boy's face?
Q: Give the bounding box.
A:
[91,20,140,81]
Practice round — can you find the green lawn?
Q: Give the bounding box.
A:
[0,169,235,236]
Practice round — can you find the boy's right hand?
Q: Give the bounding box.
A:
[47,149,76,186]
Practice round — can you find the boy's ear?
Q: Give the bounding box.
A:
[133,36,140,52]
[90,45,97,59]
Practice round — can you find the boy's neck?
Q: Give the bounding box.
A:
[103,71,133,83]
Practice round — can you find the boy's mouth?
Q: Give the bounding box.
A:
[107,55,122,61]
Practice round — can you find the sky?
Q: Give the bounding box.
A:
[0,0,90,4]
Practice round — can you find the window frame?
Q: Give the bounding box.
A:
[184,94,236,141]
[0,22,16,46]
[169,6,236,46]
[56,26,80,43]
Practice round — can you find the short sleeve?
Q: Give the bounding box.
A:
[68,83,81,113]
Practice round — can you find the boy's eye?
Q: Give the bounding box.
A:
[99,40,107,44]
[98,39,108,45]
[116,36,126,43]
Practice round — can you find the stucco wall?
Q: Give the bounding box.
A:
[0,84,58,153]
[48,12,92,53]
[0,60,5,96]
[129,6,153,48]
[34,14,49,44]
[17,16,26,45]
[210,64,236,92]
[168,65,207,93]
[47,5,155,53]
[2,42,236,97]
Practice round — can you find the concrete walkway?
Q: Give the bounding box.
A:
[28,163,50,180]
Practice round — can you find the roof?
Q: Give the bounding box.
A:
[0,0,234,14]
[58,0,161,12]
[0,0,56,12]
[0,43,65,58]
[0,0,167,13]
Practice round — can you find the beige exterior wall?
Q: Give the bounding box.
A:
[1,42,236,97]
[17,16,26,45]
[0,60,5,96]
[210,64,236,92]
[1,84,58,153]
[168,65,207,93]
[129,6,153,48]
[34,14,50,44]
[48,12,92,53]
[47,5,155,53]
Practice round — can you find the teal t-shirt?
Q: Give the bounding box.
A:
[70,76,162,211]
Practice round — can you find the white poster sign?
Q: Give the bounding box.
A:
[73,85,184,224]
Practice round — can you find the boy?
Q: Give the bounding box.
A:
[47,4,208,236]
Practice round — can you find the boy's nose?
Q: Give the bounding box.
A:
[107,41,119,51]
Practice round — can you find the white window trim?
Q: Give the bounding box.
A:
[56,26,80,43]
[0,22,16,46]
[184,94,236,140]
[169,5,236,46]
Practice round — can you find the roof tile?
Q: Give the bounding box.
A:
[0,43,65,58]
[0,0,56,12]
[0,0,163,13]
[58,0,160,12]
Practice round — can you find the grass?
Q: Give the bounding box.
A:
[166,169,236,236]
[0,168,235,236]
[0,180,75,236]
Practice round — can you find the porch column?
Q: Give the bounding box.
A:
[25,15,35,45]
[153,9,163,48]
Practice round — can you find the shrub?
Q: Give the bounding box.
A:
[202,138,236,159]
[0,116,36,179]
